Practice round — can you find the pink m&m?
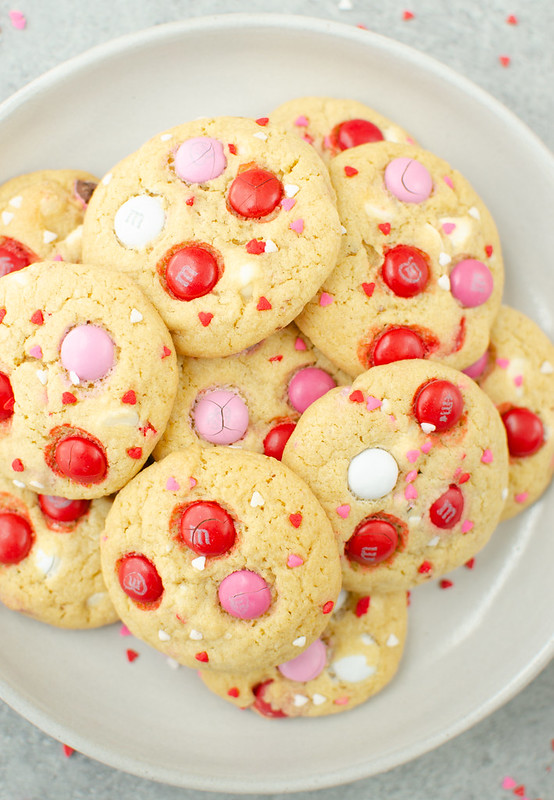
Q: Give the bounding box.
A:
[218,569,272,619]
[193,389,249,445]
[449,259,493,308]
[288,367,337,413]
[174,137,226,184]
[278,638,327,682]
[60,324,115,382]
[384,157,433,204]
[463,350,489,379]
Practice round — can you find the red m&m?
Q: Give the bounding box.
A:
[164,244,220,300]
[413,380,464,432]
[0,372,15,422]
[252,681,288,718]
[372,327,425,366]
[0,237,38,277]
[118,553,164,604]
[429,485,464,529]
[332,118,384,150]
[501,407,544,458]
[228,168,283,219]
[53,436,108,484]
[263,422,296,460]
[0,512,34,564]
[382,245,430,297]
[178,500,236,557]
[38,495,91,523]
[345,516,399,566]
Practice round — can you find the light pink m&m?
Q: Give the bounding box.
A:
[449,259,493,307]
[278,638,327,682]
[463,350,489,379]
[288,367,336,413]
[193,389,249,445]
[384,157,433,204]
[218,569,271,619]
[60,325,115,382]
[174,137,226,184]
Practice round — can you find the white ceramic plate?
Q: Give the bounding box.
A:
[0,14,552,794]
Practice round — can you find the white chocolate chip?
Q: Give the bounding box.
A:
[86,592,106,607]
[160,133,173,141]
[330,655,376,682]
[34,549,62,578]
[502,487,509,501]
[43,230,58,244]
[250,491,265,508]
[360,633,376,646]
[102,172,112,185]
[420,422,436,434]
[9,196,22,208]
[1,211,14,225]
[158,630,171,642]
[333,589,349,614]
[29,480,45,490]
[191,556,206,571]
[101,409,140,427]
[189,629,203,640]
[292,636,306,647]
[130,308,143,323]
[386,633,400,647]
[427,535,440,547]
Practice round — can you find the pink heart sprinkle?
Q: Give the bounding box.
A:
[404,484,418,500]
[334,696,350,706]
[442,222,456,234]
[287,554,304,568]
[461,520,474,533]
[323,135,333,149]
[53,254,63,261]
[294,115,309,127]
[336,504,351,519]
[501,777,517,790]
[443,175,454,189]
[481,449,493,464]
[9,10,26,29]
[119,624,131,637]
[420,441,432,454]
[28,345,43,359]
[496,357,509,369]
[319,292,334,307]
[290,218,304,234]
[513,374,523,387]
[166,477,180,491]
[406,449,419,463]
[405,470,417,483]
[294,337,307,351]
[366,396,382,411]
[189,477,197,488]
[281,197,296,211]
[515,492,529,504]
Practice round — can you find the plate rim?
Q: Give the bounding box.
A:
[0,12,553,793]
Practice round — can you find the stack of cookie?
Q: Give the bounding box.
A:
[0,97,551,719]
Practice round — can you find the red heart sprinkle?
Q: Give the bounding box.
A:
[30,310,44,325]
[62,744,75,758]
[499,55,511,67]
[185,197,195,206]
[403,10,414,20]
[465,558,475,569]
[485,244,493,257]
[349,390,364,403]
[198,312,214,327]
[506,14,518,25]
[246,239,266,254]
[122,390,137,405]
[513,787,525,797]
[227,687,240,697]
[361,282,375,297]
[289,513,302,528]
[257,296,272,311]
[228,143,237,155]
[268,355,283,362]
[458,473,471,484]
[161,345,172,358]
[378,223,391,235]
[418,561,432,574]
[126,447,142,460]
[195,651,209,663]
[355,596,370,617]
[0,309,5,324]
[439,579,453,589]
[126,649,139,662]
[344,166,358,177]
[139,421,157,437]
[256,117,269,126]
[322,601,334,614]
[11,459,24,472]
[62,392,77,405]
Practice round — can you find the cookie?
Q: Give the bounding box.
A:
[81,116,342,358]
[154,325,349,461]
[0,260,178,499]
[0,169,98,272]
[200,588,407,717]
[282,359,509,593]
[269,96,415,163]
[464,306,554,520]
[0,475,117,628]
[295,142,504,377]
[100,446,342,672]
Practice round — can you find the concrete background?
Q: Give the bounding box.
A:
[0,1,552,798]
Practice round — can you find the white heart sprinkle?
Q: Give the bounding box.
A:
[166,657,180,669]
[160,133,173,141]
[69,370,80,385]
[293,694,309,707]
[29,480,45,490]
[333,589,349,613]
[360,633,376,646]
[250,491,265,508]
[427,535,440,547]
[468,206,481,220]
[264,238,278,253]
[380,398,391,413]
[438,252,452,267]
[189,629,203,640]
[340,225,347,234]
[292,636,306,647]
[43,230,58,244]
[102,172,113,185]
[101,409,140,427]
[12,479,25,489]
[158,630,171,642]
[86,592,106,607]
[130,308,143,323]
[437,274,451,290]
[312,693,327,705]
[253,131,268,141]
[502,487,509,501]
[9,196,22,208]
[409,515,422,526]
[36,369,48,385]
[330,654,376,682]
[284,184,299,198]
[386,633,400,647]
[420,422,436,434]
[191,556,206,571]
[1,211,14,225]
[540,360,553,374]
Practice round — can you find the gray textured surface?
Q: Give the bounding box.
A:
[0,1,552,798]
